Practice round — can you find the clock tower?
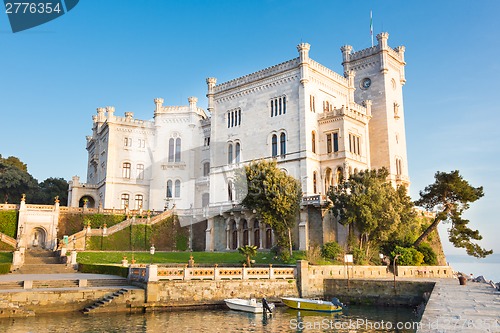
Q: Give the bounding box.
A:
[341,32,410,188]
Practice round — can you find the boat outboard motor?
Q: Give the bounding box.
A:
[262,298,273,315]
[331,297,344,308]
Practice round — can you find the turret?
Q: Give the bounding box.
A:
[340,45,353,72]
[296,43,310,85]
[154,98,164,117]
[206,78,217,113]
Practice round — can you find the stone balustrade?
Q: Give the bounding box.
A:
[128,265,296,283]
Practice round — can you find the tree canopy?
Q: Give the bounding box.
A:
[236,160,302,260]
[328,168,418,262]
[0,158,37,203]
[414,170,492,258]
[0,154,68,205]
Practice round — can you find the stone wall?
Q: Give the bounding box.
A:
[324,279,435,306]
[297,261,452,298]
[146,279,298,306]
[0,288,145,317]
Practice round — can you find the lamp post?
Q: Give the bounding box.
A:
[72,236,76,251]
[150,244,155,264]
[393,254,401,291]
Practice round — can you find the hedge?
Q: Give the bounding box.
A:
[0,263,11,274]
[0,210,18,238]
[78,263,129,278]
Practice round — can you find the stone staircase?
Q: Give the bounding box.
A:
[82,288,130,314]
[12,249,77,274]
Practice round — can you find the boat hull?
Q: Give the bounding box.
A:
[224,299,274,314]
[282,297,342,312]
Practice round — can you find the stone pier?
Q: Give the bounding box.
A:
[417,279,500,332]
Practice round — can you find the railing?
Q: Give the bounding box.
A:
[0,232,17,248]
[128,265,296,283]
[0,204,19,210]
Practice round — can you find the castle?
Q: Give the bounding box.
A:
[68,32,409,251]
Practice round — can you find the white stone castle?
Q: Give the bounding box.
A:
[68,33,409,251]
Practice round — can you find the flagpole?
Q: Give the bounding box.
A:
[370,10,374,47]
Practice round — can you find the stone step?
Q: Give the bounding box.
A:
[87,279,129,287]
[13,264,77,275]
[82,289,130,314]
[0,282,23,290]
[32,280,79,289]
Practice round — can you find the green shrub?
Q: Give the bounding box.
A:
[391,246,424,266]
[321,241,342,261]
[417,243,438,265]
[175,234,188,251]
[78,263,128,277]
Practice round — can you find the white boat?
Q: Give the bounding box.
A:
[224,298,275,314]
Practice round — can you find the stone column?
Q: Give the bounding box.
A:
[225,220,230,250]
[205,217,214,251]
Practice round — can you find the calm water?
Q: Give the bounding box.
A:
[0,305,419,333]
[447,254,500,283]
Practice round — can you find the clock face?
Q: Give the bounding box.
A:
[361,78,371,89]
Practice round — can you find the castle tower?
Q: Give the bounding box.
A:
[341,32,410,188]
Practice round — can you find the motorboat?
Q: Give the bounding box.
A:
[224,298,275,314]
[282,297,344,312]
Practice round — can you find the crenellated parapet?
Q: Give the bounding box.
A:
[214,58,300,93]
[318,103,371,124]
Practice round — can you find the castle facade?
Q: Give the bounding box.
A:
[68,33,409,251]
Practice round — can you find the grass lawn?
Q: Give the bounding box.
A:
[0,252,13,263]
[77,250,306,266]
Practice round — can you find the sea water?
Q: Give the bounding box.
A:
[447,254,500,283]
[0,305,418,333]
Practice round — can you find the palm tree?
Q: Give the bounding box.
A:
[238,245,258,267]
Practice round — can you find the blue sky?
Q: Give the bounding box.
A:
[1,1,499,256]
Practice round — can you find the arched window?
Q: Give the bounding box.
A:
[175,138,181,162]
[228,144,233,164]
[166,180,173,198]
[280,132,286,156]
[336,167,343,184]
[168,138,175,162]
[135,194,143,210]
[271,135,278,157]
[120,194,129,209]
[122,162,131,179]
[312,131,316,154]
[174,180,181,197]
[313,172,317,194]
[325,168,332,193]
[235,143,241,163]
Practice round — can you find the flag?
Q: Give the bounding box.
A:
[370,10,374,47]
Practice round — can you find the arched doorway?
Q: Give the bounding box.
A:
[79,195,96,208]
[30,227,47,249]
[265,228,272,249]
[253,220,260,248]
[231,221,238,250]
[242,220,248,246]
